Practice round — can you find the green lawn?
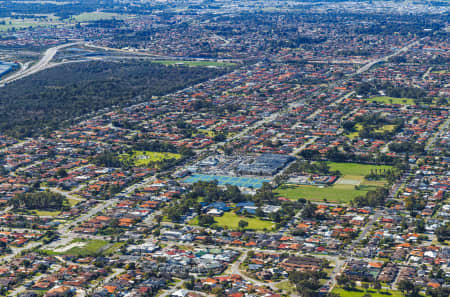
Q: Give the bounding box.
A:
[275,184,375,203]
[195,129,216,137]
[332,287,403,297]
[153,60,236,67]
[41,239,109,256]
[366,96,415,105]
[431,70,448,74]
[327,162,393,176]
[346,123,363,139]
[31,209,61,216]
[67,198,81,207]
[103,242,126,255]
[0,15,62,31]
[275,280,297,294]
[275,162,392,203]
[190,211,274,231]
[120,150,181,166]
[374,124,395,133]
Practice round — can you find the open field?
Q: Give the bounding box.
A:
[196,129,216,137]
[0,15,62,31]
[42,239,110,256]
[327,162,393,176]
[120,150,181,166]
[67,198,80,207]
[30,209,61,216]
[71,12,127,22]
[275,184,376,203]
[332,288,403,297]
[346,123,363,139]
[276,163,392,202]
[153,60,236,67]
[431,70,448,74]
[366,96,415,105]
[375,124,396,133]
[190,211,274,231]
[275,280,297,294]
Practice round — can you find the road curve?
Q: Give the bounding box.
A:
[0,42,81,87]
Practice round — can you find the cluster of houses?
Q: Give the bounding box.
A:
[0,8,447,297]
[244,253,324,282]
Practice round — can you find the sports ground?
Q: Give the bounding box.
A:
[183,174,270,188]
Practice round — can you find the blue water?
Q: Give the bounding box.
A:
[183,174,270,188]
[0,61,18,78]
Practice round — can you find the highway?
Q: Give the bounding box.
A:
[0,35,427,294]
[0,42,81,87]
[355,38,424,74]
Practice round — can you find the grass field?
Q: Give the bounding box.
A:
[31,209,61,216]
[375,124,396,133]
[190,211,274,231]
[346,124,395,138]
[327,162,393,176]
[71,12,126,22]
[346,123,363,139]
[276,162,391,203]
[275,184,376,203]
[120,150,181,166]
[196,129,216,137]
[332,287,403,297]
[366,96,415,105]
[67,198,81,207]
[103,242,126,255]
[0,15,62,31]
[42,239,110,256]
[29,196,81,216]
[153,60,236,67]
[275,281,297,294]
[431,70,448,74]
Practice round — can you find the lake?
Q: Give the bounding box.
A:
[0,61,18,78]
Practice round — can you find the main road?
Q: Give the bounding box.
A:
[0,41,81,87]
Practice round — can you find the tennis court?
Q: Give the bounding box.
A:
[183,174,270,188]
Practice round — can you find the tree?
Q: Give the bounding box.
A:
[435,222,450,242]
[426,287,450,297]
[373,281,381,292]
[56,168,68,178]
[398,280,420,297]
[415,219,425,233]
[238,220,249,229]
[198,215,216,227]
[302,202,317,218]
[10,191,68,211]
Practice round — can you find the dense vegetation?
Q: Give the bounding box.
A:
[0,61,227,138]
[352,187,389,207]
[10,191,68,211]
[91,140,194,170]
[165,181,302,228]
[435,221,450,242]
[0,0,112,18]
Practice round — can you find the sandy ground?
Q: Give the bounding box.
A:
[335,178,360,185]
[53,242,86,253]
